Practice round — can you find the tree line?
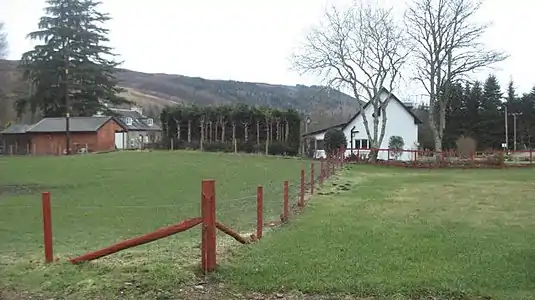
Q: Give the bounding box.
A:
[415,75,535,151]
[161,104,302,155]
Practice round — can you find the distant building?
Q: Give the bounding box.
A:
[1,116,127,155]
[302,88,422,161]
[100,106,162,149]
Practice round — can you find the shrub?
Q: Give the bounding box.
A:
[388,136,405,160]
[456,136,476,158]
[324,128,347,154]
[204,141,233,152]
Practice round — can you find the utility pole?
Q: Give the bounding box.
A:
[512,112,521,151]
[504,105,508,149]
[65,57,71,155]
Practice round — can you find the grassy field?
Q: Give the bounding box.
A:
[220,165,535,299]
[0,151,312,299]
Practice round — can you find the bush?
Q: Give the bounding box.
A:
[268,141,292,156]
[456,136,476,158]
[388,136,405,160]
[204,141,233,153]
[324,128,347,154]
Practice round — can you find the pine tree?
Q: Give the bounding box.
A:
[17,0,129,118]
[466,81,482,143]
[480,75,503,149]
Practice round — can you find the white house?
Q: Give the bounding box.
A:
[304,88,422,161]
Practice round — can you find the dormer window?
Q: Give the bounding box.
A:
[147,118,153,126]
[126,117,133,125]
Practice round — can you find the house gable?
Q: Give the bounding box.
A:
[342,88,422,132]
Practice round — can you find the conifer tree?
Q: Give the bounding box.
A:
[17,0,129,118]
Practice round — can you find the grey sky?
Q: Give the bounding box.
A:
[1,0,533,101]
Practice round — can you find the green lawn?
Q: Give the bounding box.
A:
[219,165,535,299]
[0,151,313,299]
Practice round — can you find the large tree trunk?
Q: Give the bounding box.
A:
[242,122,249,142]
[215,120,219,142]
[175,119,181,140]
[232,123,237,153]
[208,121,213,143]
[221,121,226,142]
[199,118,205,151]
[187,120,192,143]
[256,121,260,146]
[265,121,270,155]
[276,120,281,140]
[285,121,289,142]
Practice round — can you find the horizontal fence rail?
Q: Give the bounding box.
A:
[37,149,347,273]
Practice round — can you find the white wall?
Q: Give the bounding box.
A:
[342,92,418,161]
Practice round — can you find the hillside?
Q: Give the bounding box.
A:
[0,60,357,131]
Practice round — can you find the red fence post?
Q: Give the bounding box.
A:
[283,180,289,221]
[310,163,315,195]
[299,169,305,207]
[257,185,263,240]
[331,155,335,175]
[320,160,324,185]
[41,192,53,263]
[201,180,216,273]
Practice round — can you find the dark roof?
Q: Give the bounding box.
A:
[28,116,118,133]
[302,123,346,137]
[110,109,161,132]
[302,88,423,137]
[1,124,33,134]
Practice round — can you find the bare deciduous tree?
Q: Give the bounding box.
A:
[292,4,408,160]
[0,22,7,59]
[405,0,507,154]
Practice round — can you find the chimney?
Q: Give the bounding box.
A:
[402,101,414,109]
[130,106,143,115]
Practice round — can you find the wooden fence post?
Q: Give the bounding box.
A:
[201,180,216,273]
[283,181,289,221]
[299,169,305,207]
[310,163,315,195]
[331,155,335,175]
[257,185,263,240]
[320,160,324,185]
[42,192,54,263]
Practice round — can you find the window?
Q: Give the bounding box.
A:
[353,139,369,149]
[125,117,133,125]
[147,118,154,126]
[144,135,149,143]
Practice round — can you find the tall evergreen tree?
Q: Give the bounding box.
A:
[466,81,482,142]
[480,75,503,149]
[17,0,129,118]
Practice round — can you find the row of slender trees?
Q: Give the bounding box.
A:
[160,104,302,155]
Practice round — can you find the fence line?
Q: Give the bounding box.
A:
[37,148,347,274]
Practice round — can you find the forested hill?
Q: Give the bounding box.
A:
[0,59,358,132]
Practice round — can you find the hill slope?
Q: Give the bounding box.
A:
[0,60,356,131]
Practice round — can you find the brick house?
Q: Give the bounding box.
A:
[1,116,127,155]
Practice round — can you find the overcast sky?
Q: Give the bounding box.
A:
[1,0,534,102]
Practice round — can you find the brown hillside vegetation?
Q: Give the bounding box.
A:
[0,59,356,131]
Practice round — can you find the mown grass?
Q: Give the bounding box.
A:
[0,151,313,299]
[219,165,535,299]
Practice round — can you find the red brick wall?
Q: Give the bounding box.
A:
[96,120,123,151]
[30,119,124,155]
